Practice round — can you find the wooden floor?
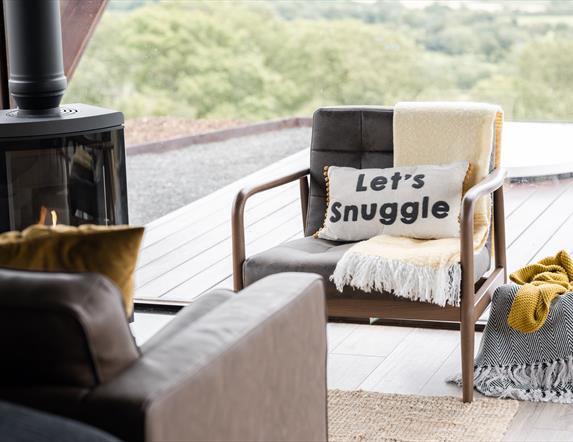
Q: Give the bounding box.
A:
[132,314,573,441]
[135,148,573,305]
[134,149,307,303]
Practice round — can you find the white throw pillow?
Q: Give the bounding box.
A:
[315,161,469,241]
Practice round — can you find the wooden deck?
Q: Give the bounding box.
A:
[134,150,307,303]
[135,150,573,305]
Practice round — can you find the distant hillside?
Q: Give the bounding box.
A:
[65,0,573,122]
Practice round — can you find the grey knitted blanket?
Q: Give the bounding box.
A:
[450,283,573,402]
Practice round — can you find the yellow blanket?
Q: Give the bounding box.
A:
[508,250,573,333]
[331,102,503,307]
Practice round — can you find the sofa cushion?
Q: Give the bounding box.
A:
[0,269,140,389]
[244,237,491,298]
[0,400,120,442]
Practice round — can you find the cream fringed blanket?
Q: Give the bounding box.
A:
[332,102,503,306]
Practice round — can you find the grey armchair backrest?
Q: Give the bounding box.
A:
[304,105,498,239]
[305,106,395,236]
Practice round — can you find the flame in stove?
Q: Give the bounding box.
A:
[37,206,58,227]
[38,206,47,225]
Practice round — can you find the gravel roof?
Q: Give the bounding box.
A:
[126,127,311,225]
[124,117,244,146]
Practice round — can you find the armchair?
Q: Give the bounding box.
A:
[232,106,507,403]
[0,269,327,441]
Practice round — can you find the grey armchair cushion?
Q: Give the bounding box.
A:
[306,106,394,236]
[243,236,491,298]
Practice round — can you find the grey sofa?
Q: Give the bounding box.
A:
[0,269,328,442]
[0,400,120,442]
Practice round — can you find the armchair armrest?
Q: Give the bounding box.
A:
[83,273,327,442]
[232,167,311,290]
[459,167,508,305]
[461,167,506,223]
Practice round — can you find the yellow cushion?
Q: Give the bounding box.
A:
[0,224,144,316]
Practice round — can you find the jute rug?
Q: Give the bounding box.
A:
[329,390,519,442]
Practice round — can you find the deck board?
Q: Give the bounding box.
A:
[138,182,297,267]
[505,179,572,247]
[503,181,537,216]
[135,151,572,304]
[137,202,302,299]
[136,150,306,302]
[135,185,299,285]
[506,178,573,272]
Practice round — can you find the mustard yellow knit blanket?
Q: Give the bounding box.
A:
[509,250,573,333]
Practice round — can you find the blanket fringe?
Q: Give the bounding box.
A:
[448,356,573,403]
[331,252,461,307]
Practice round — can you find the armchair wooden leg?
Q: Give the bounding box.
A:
[460,316,475,403]
[460,275,476,403]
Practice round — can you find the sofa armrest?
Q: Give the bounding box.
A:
[232,167,311,291]
[83,273,327,442]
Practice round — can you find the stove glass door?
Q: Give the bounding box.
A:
[0,128,127,232]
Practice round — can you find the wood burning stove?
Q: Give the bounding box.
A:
[0,0,128,233]
[0,105,128,232]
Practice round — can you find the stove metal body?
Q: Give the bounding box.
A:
[0,0,128,232]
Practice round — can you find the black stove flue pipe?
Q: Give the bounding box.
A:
[3,0,67,114]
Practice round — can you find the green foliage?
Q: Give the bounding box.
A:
[514,36,573,120]
[64,1,573,121]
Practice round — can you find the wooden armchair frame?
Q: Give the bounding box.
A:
[232,166,507,402]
